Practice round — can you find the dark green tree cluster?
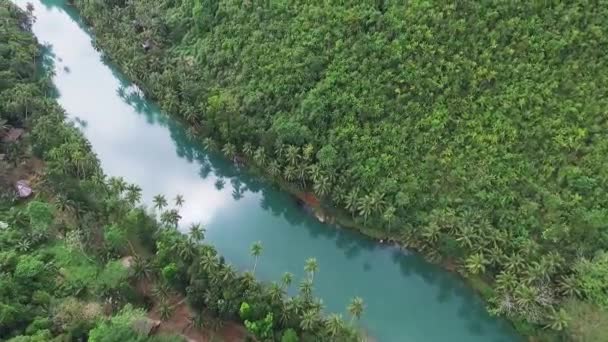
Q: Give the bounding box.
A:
[72,0,608,338]
[1,3,364,341]
[149,218,361,341]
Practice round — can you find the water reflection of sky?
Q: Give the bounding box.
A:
[18,1,522,341]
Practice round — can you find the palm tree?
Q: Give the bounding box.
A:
[268,160,281,178]
[274,142,285,160]
[325,313,345,338]
[313,175,331,198]
[300,310,319,332]
[132,256,154,280]
[179,239,197,262]
[125,184,142,205]
[421,223,441,244]
[304,257,319,282]
[199,251,218,273]
[298,279,313,300]
[307,164,321,183]
[296,163,308,188]
[202,137,217,151]
[268,282,285,303]
[158,299,173,321]
[347,297,364,324]
[344,188,359,218]
[152,282,171,301]
[221,143,236,159]
[253,147,266,166]
[281,272,294,289]
[174,194,185,207]
[250,241,263,274]
[465,252,488,275]
[370,191,386,214]
[109,177,128,195]
[357,195,374,224]
[165,209,182,228]
[242,142,254,157]
[382,206,396,233]
[189,223,205,242]
[545,308,569,331]
[285,145,300,165]
[558,275,581,297]
[283,165,297,182]
[455,226,476,250]
[153,194,168,211]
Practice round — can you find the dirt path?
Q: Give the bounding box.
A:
[147,295,247,342]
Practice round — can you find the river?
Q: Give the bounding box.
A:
[15,0,521,341]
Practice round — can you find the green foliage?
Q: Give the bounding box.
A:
[94,260,130,299]
[281,328,299,342]
[564,299,608,342]
[72,0,608,336]
[244,312,274,340]
[25,201,53,233]
[574,252,608,308]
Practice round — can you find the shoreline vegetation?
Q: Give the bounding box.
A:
[0,3,365,341]
[69,0,608,341]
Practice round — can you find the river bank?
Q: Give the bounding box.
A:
[22,1,525,340]
[66,1,533,339]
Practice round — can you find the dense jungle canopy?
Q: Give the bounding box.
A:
[0,3,361,341]
[71,0,608,339]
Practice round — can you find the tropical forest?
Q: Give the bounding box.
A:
[1,0,607,341]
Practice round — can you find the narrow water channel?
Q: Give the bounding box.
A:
[16,1,521,341]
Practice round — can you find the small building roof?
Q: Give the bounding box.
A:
[15,180,32,198]
[2,128,24,143]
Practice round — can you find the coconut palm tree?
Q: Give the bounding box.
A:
[313,175,330,198]
[545,308,569,331]
[125,184,142,205]
[132,256,154,281]
[465,252,488,275]
[307,164,321,183]
[304,257,319,282]
[300,309,319,332]
[382,206,396,233]
[325,313,345,338]
[268,282,285,303]
[202,137,217,151]
[109,177,128,195]
[153,194,168,211]
[357,195,374,224]
[174,194,185,207]
[242,142,254,157]
[283,165,297,182]
[253,146,266,166]
[189,223,205,242]
[281,272,294,290]
[285,145,300,166]
[164,209,181,228]
[347,297,364,324]
[199,252,218,273]
[268,160,281,178]
[158,299,173,321]
[299,279,313,300]
[250,241,263,274]
[344,188,359,218]
[221,143,236,159]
